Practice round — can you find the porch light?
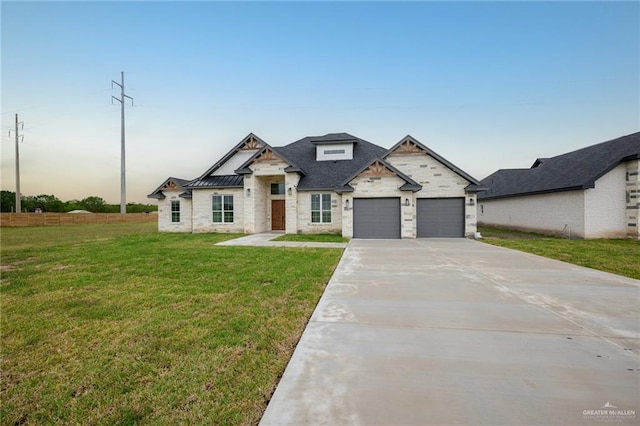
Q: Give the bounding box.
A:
[469,198,475,206]
[345,199,350,209]
[405,198,410,206]
[246,188,251,196]
[288,187,292,195]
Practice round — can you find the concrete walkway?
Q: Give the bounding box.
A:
[215,232,348,248]
[260,239,640,426]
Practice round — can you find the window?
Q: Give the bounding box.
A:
[311,194,331,223]
[270,183,285,195]
[324,149,346,155]
[213,195,234,223]
[171,200,180,223]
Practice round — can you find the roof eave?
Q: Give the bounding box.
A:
[284,165,307,175]
[334,185,354,194]
[235,167,253,175]
[465,184,488,193]
[400,183,422,192]
[478,185,589,201]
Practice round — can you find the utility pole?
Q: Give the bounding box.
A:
[9,114,24,213]
[112,72,133,214]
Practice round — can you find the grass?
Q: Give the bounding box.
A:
[1,223,343,425]
[272,233,349,243]
[479,226,640,280]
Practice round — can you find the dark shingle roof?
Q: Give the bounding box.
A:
[478,132,640,200]
[274,133,387,190]
[186,175,244,189]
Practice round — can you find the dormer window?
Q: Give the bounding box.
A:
[313,142,354,161]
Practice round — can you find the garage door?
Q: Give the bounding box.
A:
[417,198,465,238]
[353,198,401,239]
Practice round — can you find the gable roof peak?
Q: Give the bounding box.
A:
[147,176,191,199]
[337,156,422,193]
[197,133,268,179]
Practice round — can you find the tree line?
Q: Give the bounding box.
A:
[0,191,158,213]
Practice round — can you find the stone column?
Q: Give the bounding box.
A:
[626,160,640,239]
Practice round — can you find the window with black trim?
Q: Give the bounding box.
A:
[270,183,285,195]
[213,195,234,223]
[171,200,180,223]
[311,194,331,223]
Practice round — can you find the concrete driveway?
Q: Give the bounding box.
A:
[260,239,639,426]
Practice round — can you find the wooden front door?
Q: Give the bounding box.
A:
[271,200,286,231]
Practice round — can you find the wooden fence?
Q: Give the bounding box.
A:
[0,213,157,227]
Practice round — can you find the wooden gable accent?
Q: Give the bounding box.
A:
[390,138,427,155]
[237,134,263,151]
[253,148,282,162]
[161,180,180,191]
[360,160,397,177]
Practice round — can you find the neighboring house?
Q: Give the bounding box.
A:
[478,132,640,239]
[148,133,483,239]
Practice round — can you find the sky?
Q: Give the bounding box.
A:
[1,1,639,204]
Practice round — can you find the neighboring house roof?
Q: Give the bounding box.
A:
[478,131,640,200]
[147,177,192,199]
[275,133,387,190]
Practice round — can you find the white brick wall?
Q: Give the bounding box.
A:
[157,191,192,232]
[479,191,586,237]
[585,163,628,238]
[191,188,244,233]
[479,164,632,239]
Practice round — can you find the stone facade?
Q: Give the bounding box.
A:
[387,153,478,238]
[152,134,480,239]
[157,190,192,233]
[192,188,244,233]
[625,159,640,239]
[343,173,412,238]
[297,191,343,234]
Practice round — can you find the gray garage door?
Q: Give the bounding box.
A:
[353,198,401,239]
[417,198,465,238]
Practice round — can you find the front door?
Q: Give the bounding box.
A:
[271,200,285,231]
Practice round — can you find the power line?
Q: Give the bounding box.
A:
[111,72,134,214]
[8,114,24,212]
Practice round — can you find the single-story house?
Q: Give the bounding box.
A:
[478,132,640,239]
[148,132,483,239]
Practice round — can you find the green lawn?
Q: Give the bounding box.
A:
[1,223,343,425]
[479,226,640,280]
[272,233,349,243]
